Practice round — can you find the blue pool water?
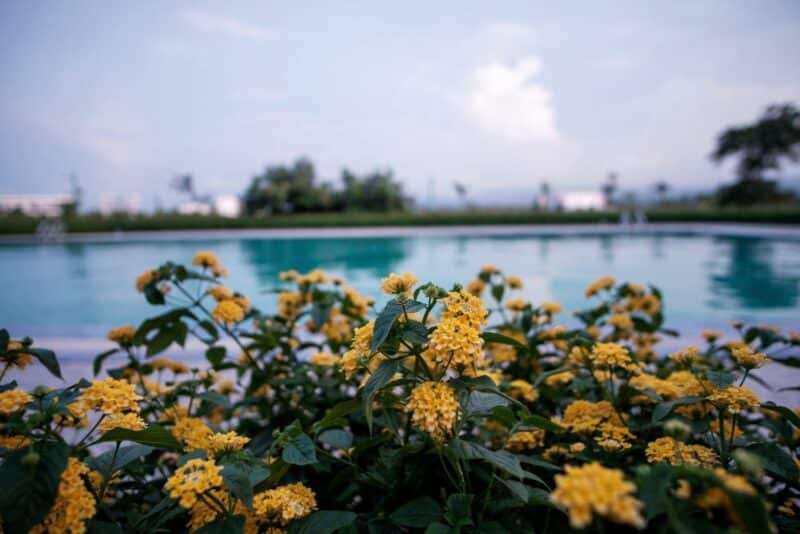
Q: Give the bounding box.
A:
[2,225,799,342]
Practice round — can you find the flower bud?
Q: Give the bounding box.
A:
[663,419,691,442]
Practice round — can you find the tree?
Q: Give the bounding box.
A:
[337,168,409,211]
[711,104,800,204]
[453,182,468,208]
[243,158,334,215]
[654,181,669,205]
[601,172,618,206]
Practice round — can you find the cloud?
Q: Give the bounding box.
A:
[182,9,272,42]
[455,56,559,143]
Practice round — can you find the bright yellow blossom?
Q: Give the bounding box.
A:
[406,381,459,443]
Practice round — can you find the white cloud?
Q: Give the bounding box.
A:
[182,9,272,42]
[455,56,559,143]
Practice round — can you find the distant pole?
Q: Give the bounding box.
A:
[427,178,435,210]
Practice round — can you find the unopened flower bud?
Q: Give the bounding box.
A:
[663,419,691,442]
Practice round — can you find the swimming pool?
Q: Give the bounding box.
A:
[1,224,799,342]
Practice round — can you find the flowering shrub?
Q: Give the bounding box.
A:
[1,252,799,533]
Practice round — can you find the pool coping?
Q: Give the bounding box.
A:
[2,222,800,244]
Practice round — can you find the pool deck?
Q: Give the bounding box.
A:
[2,222,800,244]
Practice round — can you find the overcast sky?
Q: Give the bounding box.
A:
[1,1,799,208]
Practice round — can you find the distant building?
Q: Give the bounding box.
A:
[0,193,78,217]
[98,193,143,215]
[559,191,607,211]
[213,195,241,218]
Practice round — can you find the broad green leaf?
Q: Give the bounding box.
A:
[371,300,404,352]
[444,493,473,528]
[746,442,800,481]
[288,511,357,534]
[26,348,62,379]
[760,402,800,428]
[465,391,509,415]
[199,391,231,408]
[99,424,181,449]
[318,429,353,450]
[636,464,672,520]
[221,460,255,509]
[93,348,118,376]
[0,440,69,533]
[390,496,443,528]
[90,444,154,476]
[519,414,565,433]
[652,396,704,423]
[481,332,528,351]
[205,346,226,367]
[449,439,526,479]
[362,359,400,397]
[282,432,317,465]
[195,514,245,534]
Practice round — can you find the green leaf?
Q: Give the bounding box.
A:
[99,425,181,449]
[390,497,443,528]
[465,391,509,415]
[636,464,672,520]
[401,320,429,345]
[444,494,473,528]
[533,366,570,388]
[0,329,8,352]
[195,514,245,534]
[705,369,735,388]
[26,348,62,379]
[371,300,404,352]
[0,440,70,533]
[362,358,400,397]
[205,346,226,367]
[495,477,531,503]
[652,396,704,423]
[146,328,175,356]
[143,282,166,305]
[318,429,353,450]
[87,519,124,534]
[425,523,453,534]
[199,391,231,408]
[481,332,527,351]
[282,432,318,465]
[519,414,566,433]
[760,402,800,428]
[726,487,772,534]
[90,444,154,476]
[92,348,118,376]
[288,511,357,534]
[221,461,255,509]
[746,442,800,481]
[449,439,526,479]
[312,399,361,433]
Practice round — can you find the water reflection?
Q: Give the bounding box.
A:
[238,237,412,286]
[709,237,800,309]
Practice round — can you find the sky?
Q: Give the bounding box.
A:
[1,1,799,209]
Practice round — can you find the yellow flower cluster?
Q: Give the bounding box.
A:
[98,412,146,432]
[506,430,545,452]
[31,458,96,534]
[504,298,528,312]
[670,345,702,366]
[544,370,575,387]
[707,386,760,414]
[487,329,525,363]
[75,378,141,417]
[164,459,224,508]
[607,313,633,331]
[150,357,190,374]
[551,462,644,529]
[343,286,372,317]
[729,343,769,369]
[595,422,636,452]
[466,279,486,296]
[341,321,374,379]
[309,352,341,366]
[277,291,307,321]
[172,417,214,450]
[540,301,562,315]
[696,468,756,525]
[645,437,718,468]
[253,482,317,527]
[590,342,639,372]
[562,400,623,434]
[0,433,30,449]
[425,290,487,372]
[585,276,616,297]
[204,431,250,454]
[211,299,245,325]
[208,285,234,301]
[629,374,680,403]
[508,379,539,402]
[380,272,418,295]
[135,268,159,292]
[295,269,329,286]
[107,325,136,345]
[1,340,34,369]
[406,381,460,443]
[506,275,523,289]
[191,251,226,276]
[703,330,723,343]
[0,388,33,415]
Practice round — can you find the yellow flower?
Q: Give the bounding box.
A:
[506,275,523,289]
[406,381,459,443]
[253,483,317,527]
[551,462,644,529]
[0,433,30,449]
[466,279,486,297]
[31,458,96,534]
[645,437,718,468]
[595,422,635,452]
[505,298,528,312]
[98,412,146,432]
[1,340,34,369]
[192,251,220,269]
[629,374,680,403]
[309,352,341,366]
[107,325,136,345]
[173,417,214,451]
[77,378,141,416]
[380,272,418,295]
[540,301,562,315]
[696,468,756,526]
[150,357,190,374]
[562,400,625,435]
[208,285,234,301]
[296,269,329,286]
[211,300,245,325]
[508,379,539,402]
[278,291,306,321]
[544,370,574,387]
[0,388,33,415]
[703,330,723,343]
[506,430,544,452]
[204,431,250,455]
[607,313,633,331]
[585,276,616,297]
[480,264,498,275]
[730,344,769,369]
[708,386,760,414]
[135,269,158,292]
[279,269,300,281]
[164,459,224,509]
[341,321,374,379]
[590,342,639,372]
[670,345,702,366]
